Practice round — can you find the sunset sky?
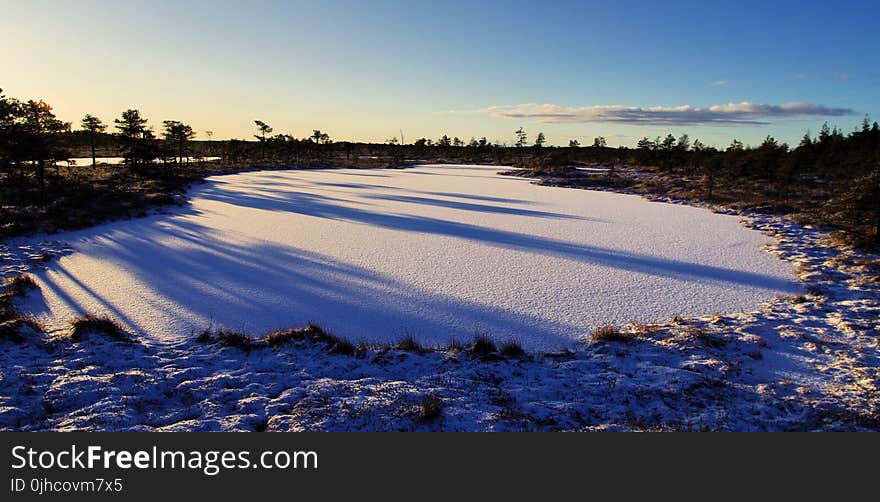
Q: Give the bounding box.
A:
[3,0,877,147]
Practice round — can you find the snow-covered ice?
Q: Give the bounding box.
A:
[17,164,798,349]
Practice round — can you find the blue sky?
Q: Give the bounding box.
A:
[2,0,877,146]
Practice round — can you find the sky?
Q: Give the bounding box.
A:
[2,0,878,147]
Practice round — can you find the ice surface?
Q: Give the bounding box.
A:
[20,165,799,350]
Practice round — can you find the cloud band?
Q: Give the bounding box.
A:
[482,102,854,126]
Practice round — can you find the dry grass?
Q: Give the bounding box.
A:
[470,335,498,357]
[447,339,466,352]
[684,326,727,349]
[418,394,443,422]
[396,335,425,353]
[0,274,44,342]
[806,285,825,297]
[3,274,37,294]
[326,337,356,355]
[262,327,307,348]
[499,340,526,358]
[789,294,809,304]
[0,317,43,343]
[69,315,136,343]
[590,325,633,343]
[199,323,357,355]
[197,329,255,350]
[1,274,37,317]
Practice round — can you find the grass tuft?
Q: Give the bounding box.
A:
[0,275,45,342]
[499,340,526,358]
[470,334,498,356]
[262,328,306,348]
[3,274,37,295]
[590,325,633,343]
[198,322,358,355]
[447,338,465,352]
[418,394,443,422]
[396,335,424,353]
[806,285,825,297]
[1,274,38,319]
[326,336,356,355]
[197,329,255,350]
[0,319,36,343]
[69,315,136,343]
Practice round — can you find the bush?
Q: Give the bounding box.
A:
[822,166,880,247]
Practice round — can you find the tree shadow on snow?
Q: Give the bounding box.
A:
[33,214,581,348]
[192,179,800,293]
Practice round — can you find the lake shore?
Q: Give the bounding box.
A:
[1,165,877,430]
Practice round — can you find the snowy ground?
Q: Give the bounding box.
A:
[10,164,796,350]
[1,165,877,431]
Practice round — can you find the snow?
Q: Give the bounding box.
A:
[1,165,877,431]
[63,156,220,165]
[15,165,797,350]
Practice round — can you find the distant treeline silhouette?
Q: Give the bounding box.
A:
[1,88,878,244]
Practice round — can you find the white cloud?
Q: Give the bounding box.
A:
[710,80,730,87]
[793,73,810,80]
[481,101,854,126]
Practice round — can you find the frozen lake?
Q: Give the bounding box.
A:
[20,165,800,350]
[63,156,220,165]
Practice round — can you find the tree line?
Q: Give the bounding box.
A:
[1,87,877,244]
